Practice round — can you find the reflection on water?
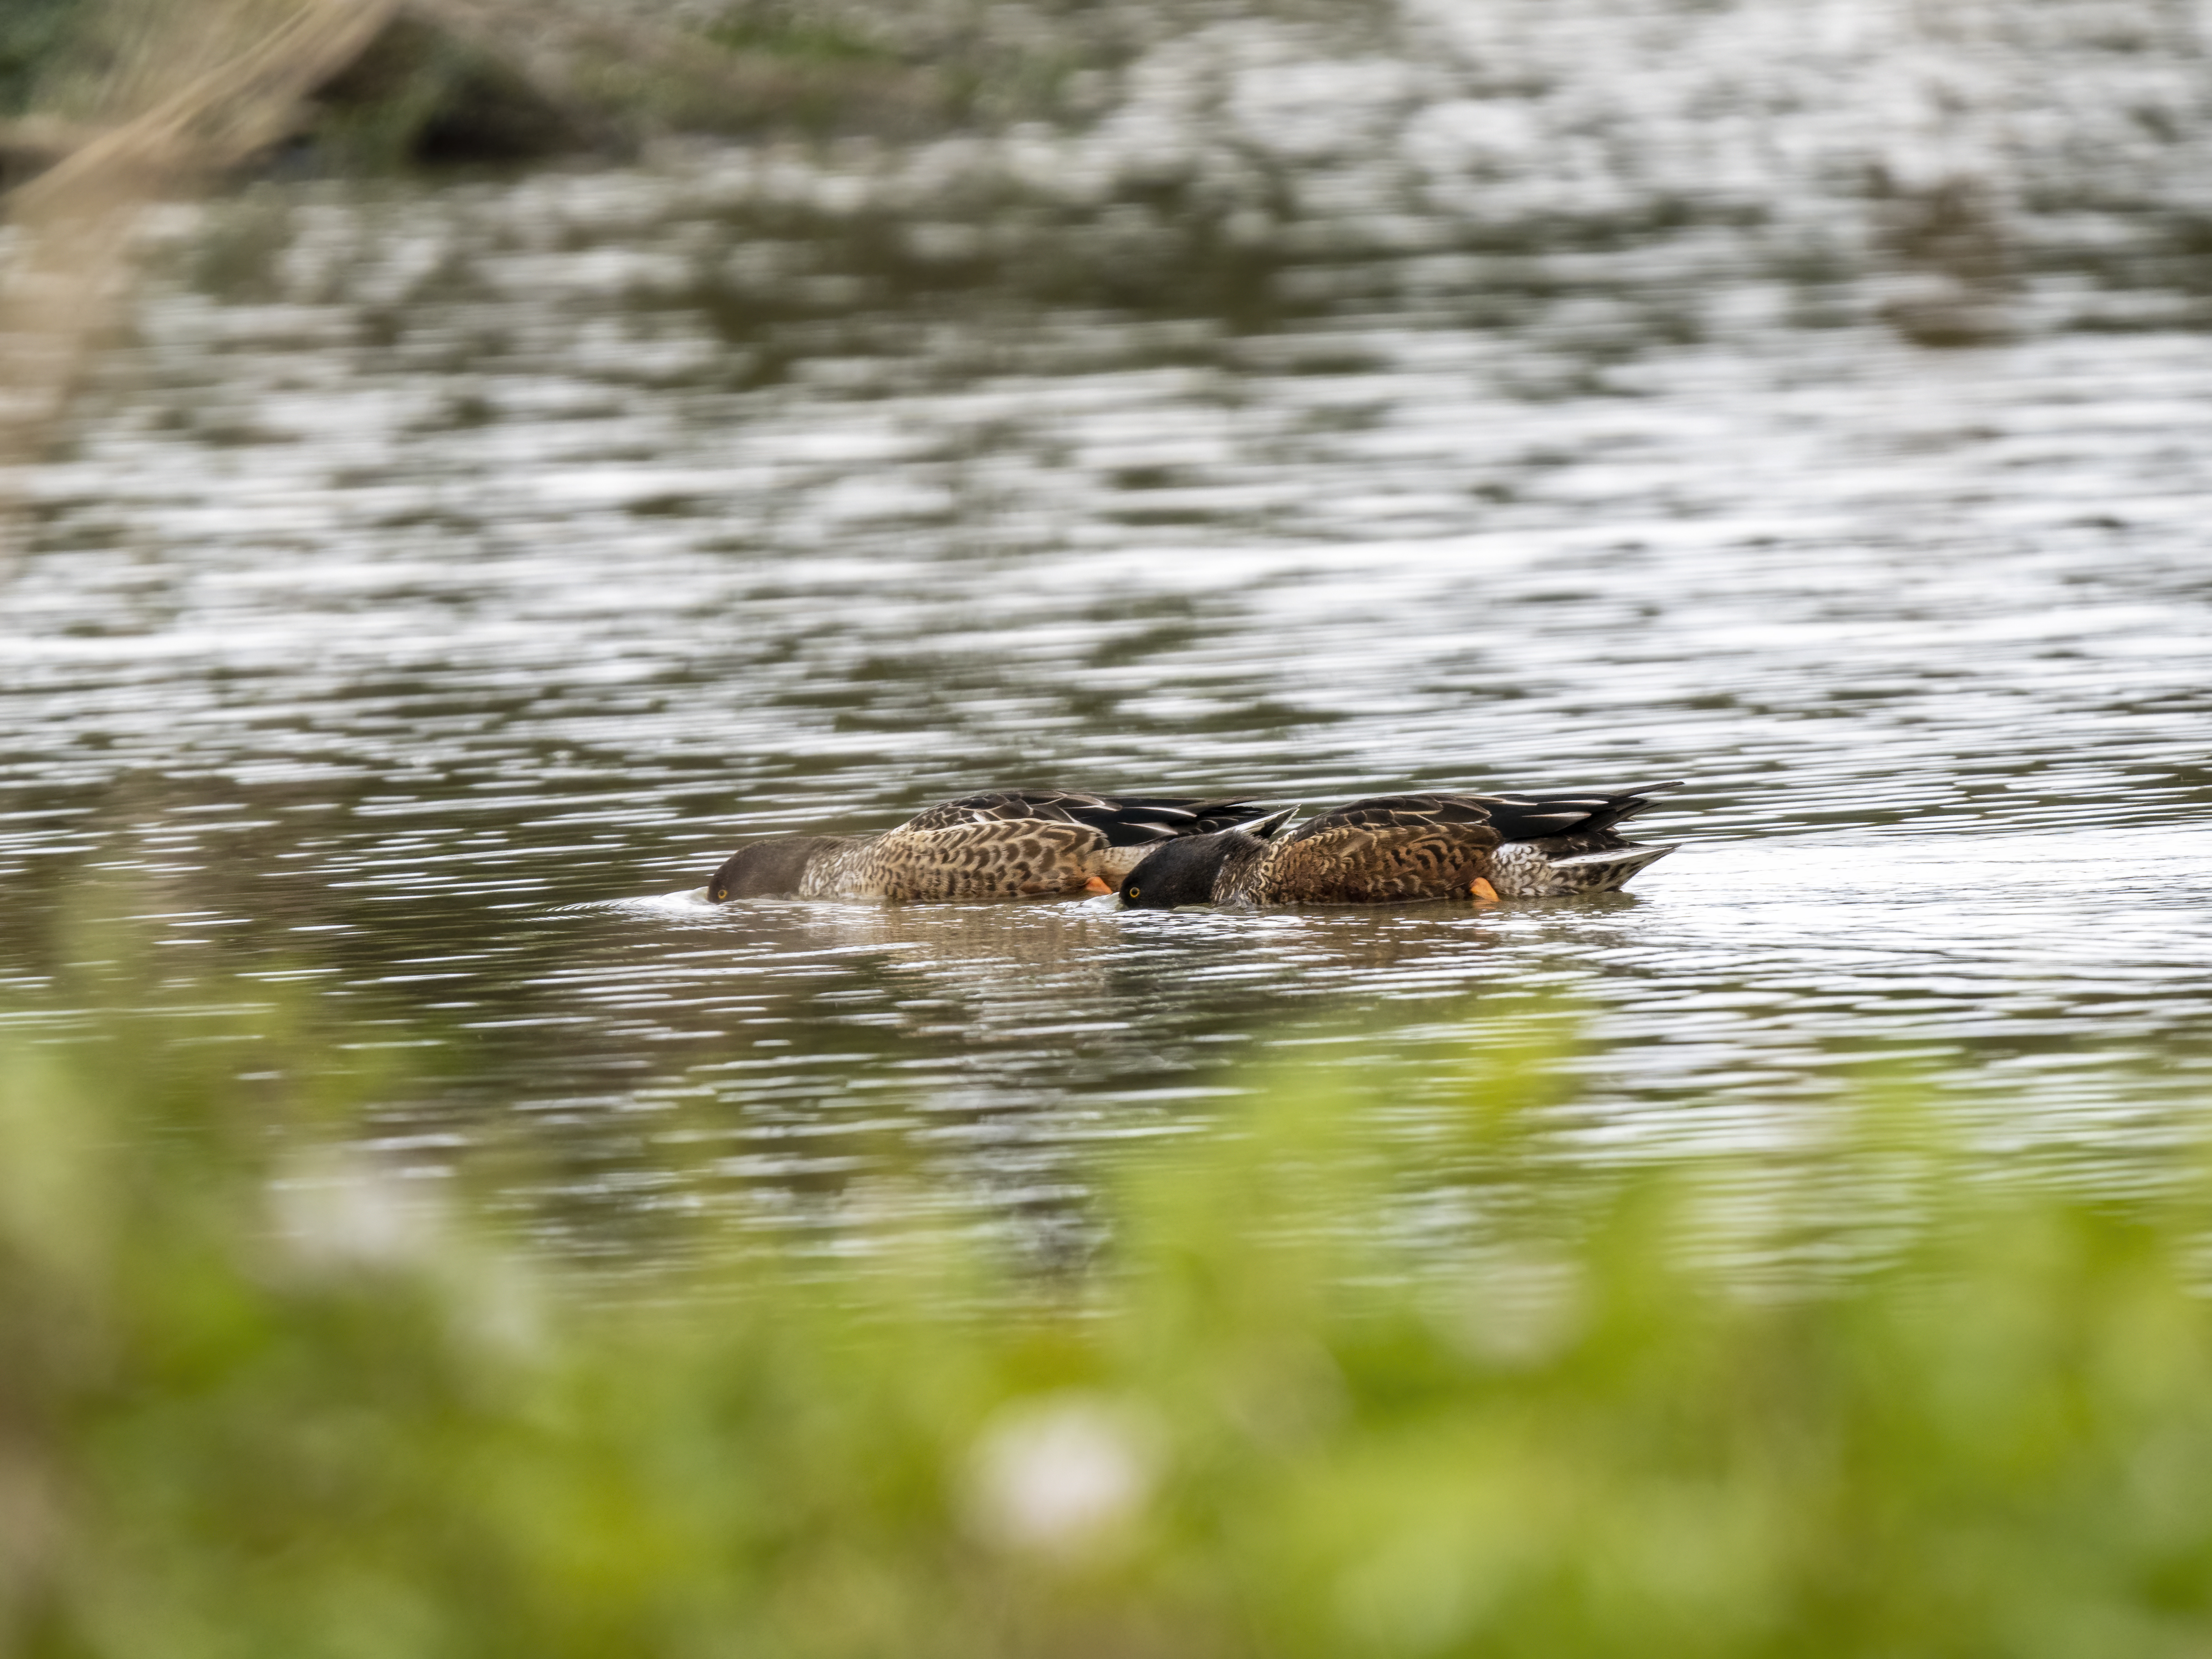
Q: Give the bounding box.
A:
[6,8,2212,1242]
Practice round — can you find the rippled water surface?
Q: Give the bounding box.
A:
[7,89,2212,1240]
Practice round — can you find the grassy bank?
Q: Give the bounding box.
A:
[5,989,2212,1658]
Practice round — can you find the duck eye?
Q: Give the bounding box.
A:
[712,886,726,902]
[1125,885,1141,901]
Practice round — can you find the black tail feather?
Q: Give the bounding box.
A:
[1473,779,1684,845]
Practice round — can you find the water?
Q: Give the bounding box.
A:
[6,7,2212,1245]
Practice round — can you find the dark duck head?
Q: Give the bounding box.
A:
[1118,806,1296,909]
[707,838,837,901]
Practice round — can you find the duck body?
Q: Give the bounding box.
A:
[1118,783,1681,909]
[708,790,1268,902]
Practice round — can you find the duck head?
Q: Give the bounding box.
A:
[708,838,833,901]
[1119,806,1296,909]
[1118,833,1235,909]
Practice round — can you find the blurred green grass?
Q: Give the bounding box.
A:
[8,986,2212,1657]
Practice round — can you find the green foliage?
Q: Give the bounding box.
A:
[704,7,902,68]
[5,996,2212,1656]
[0,0,83,116]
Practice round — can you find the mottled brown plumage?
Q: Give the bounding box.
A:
[1119,784,1681,909]
[707,790,1268,902]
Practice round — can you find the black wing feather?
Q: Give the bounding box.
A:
[1282,794,1498,844]
[1288,782,1683,849]
[1468,780,1683,846]
[901,790,1269,846]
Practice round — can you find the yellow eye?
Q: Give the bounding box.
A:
[1125,886,1140,901]
[712,886,727,902]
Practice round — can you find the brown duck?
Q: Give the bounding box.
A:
[1117,783,1681,908]
[707,790,1271,902]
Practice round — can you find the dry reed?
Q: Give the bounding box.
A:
[0,0,401,564]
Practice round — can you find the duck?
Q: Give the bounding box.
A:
[707,790,1273,902]
[1117,782,1682,908]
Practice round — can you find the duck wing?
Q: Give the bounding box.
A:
[1458,780,1684,852]
[1279,794,1498,843]
[899,790,1269,846]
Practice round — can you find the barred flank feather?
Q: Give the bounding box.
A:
[1122,782,1685,908]
[709,790,1277,901]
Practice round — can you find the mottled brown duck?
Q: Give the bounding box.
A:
[707,790,1271,902]
[1117,783,1681,909]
